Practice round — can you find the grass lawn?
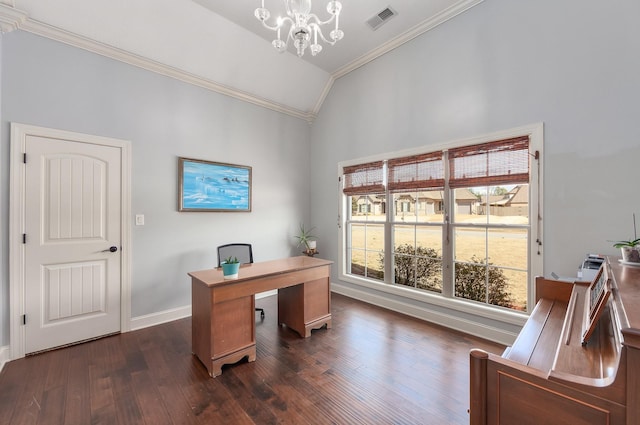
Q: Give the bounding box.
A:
[350,214,529,310]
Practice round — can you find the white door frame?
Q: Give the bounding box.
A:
[9,123,132,359]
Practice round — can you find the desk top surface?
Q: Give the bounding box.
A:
[188,256,333,288]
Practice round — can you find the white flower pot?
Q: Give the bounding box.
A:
[621,246,640,264]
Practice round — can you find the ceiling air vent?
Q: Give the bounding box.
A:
[366,6,398,31]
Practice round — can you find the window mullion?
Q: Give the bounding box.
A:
[442,150,453,298]
[384,190,393,283]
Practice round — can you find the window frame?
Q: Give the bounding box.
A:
[337,123,543,321]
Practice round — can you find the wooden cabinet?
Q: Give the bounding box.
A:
[278,277,331,338]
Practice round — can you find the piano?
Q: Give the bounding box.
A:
[469,257,640,425]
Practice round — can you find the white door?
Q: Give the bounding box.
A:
[23,134,122,353]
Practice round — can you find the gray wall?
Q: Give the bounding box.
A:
[0,31,312,345]
[3,0,640,348]
[310,1,640,291]
[0,33,4,348]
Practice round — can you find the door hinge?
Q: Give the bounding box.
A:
[23,234,26,244]
[23,153,27,163]
[22,314,26,325]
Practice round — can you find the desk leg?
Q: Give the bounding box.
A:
[278,277,332,338]
[210,345,256,377]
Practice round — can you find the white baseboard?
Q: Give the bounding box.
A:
[129,290,276,332]
[2,285,512,372]
[130,305,192,331]
[256,289,277,299]
[0,345,10,373]
[1,293,277,367]
[331,282,518,346]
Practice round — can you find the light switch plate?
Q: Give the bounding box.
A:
[135,214,145,226]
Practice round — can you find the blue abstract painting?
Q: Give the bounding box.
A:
[179,158,251,211]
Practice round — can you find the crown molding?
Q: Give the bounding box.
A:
[332,0,484,80]
[0,4,26,33]
[312,75,336,118]
[0,0,484,123]
[0,6,316,122]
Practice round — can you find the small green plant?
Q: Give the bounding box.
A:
[222,256,239,264]
[613,213,639,248]
[294,223,316,249]
[613,239,640,248]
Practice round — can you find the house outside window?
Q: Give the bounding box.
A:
[340,125,543,314]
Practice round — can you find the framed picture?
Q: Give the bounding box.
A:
[178,157,252,212]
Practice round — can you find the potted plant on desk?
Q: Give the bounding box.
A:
[221,256,240,279]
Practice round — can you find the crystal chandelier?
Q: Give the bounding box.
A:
[254,0,344,58]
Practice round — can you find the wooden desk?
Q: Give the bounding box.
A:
[188,256,333,377]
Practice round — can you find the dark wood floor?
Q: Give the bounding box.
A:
[0,293,504,425]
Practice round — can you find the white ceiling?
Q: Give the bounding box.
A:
[193,0,471,74]
[3,0,483,120]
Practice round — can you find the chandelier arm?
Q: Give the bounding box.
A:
[306,13,336,27]
[280,36,291,50]
[261,16,293,32]
[311,26,337,46]
[285,25,295,43]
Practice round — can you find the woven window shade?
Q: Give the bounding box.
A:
[343,161,385,195]
[388,152,444,191]
[448,136,530,188]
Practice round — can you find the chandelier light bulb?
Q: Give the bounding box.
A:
[327,1,342,15]
[272,39,287,52]
[254,7,270,22]
[310,44,322,56]
[254,0,344,58]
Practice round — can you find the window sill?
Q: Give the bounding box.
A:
[338,272,529,327]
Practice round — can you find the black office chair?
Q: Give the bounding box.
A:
[217,243,265,319]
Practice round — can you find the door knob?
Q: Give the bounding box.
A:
[102,246,118,253]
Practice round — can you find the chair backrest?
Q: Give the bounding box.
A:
[217,243,253,267]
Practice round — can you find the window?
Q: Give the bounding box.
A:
[340,126,542,313]
[448,137,531,310]
[343,162,386,282]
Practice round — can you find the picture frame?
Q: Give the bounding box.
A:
[178,157,252,212]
